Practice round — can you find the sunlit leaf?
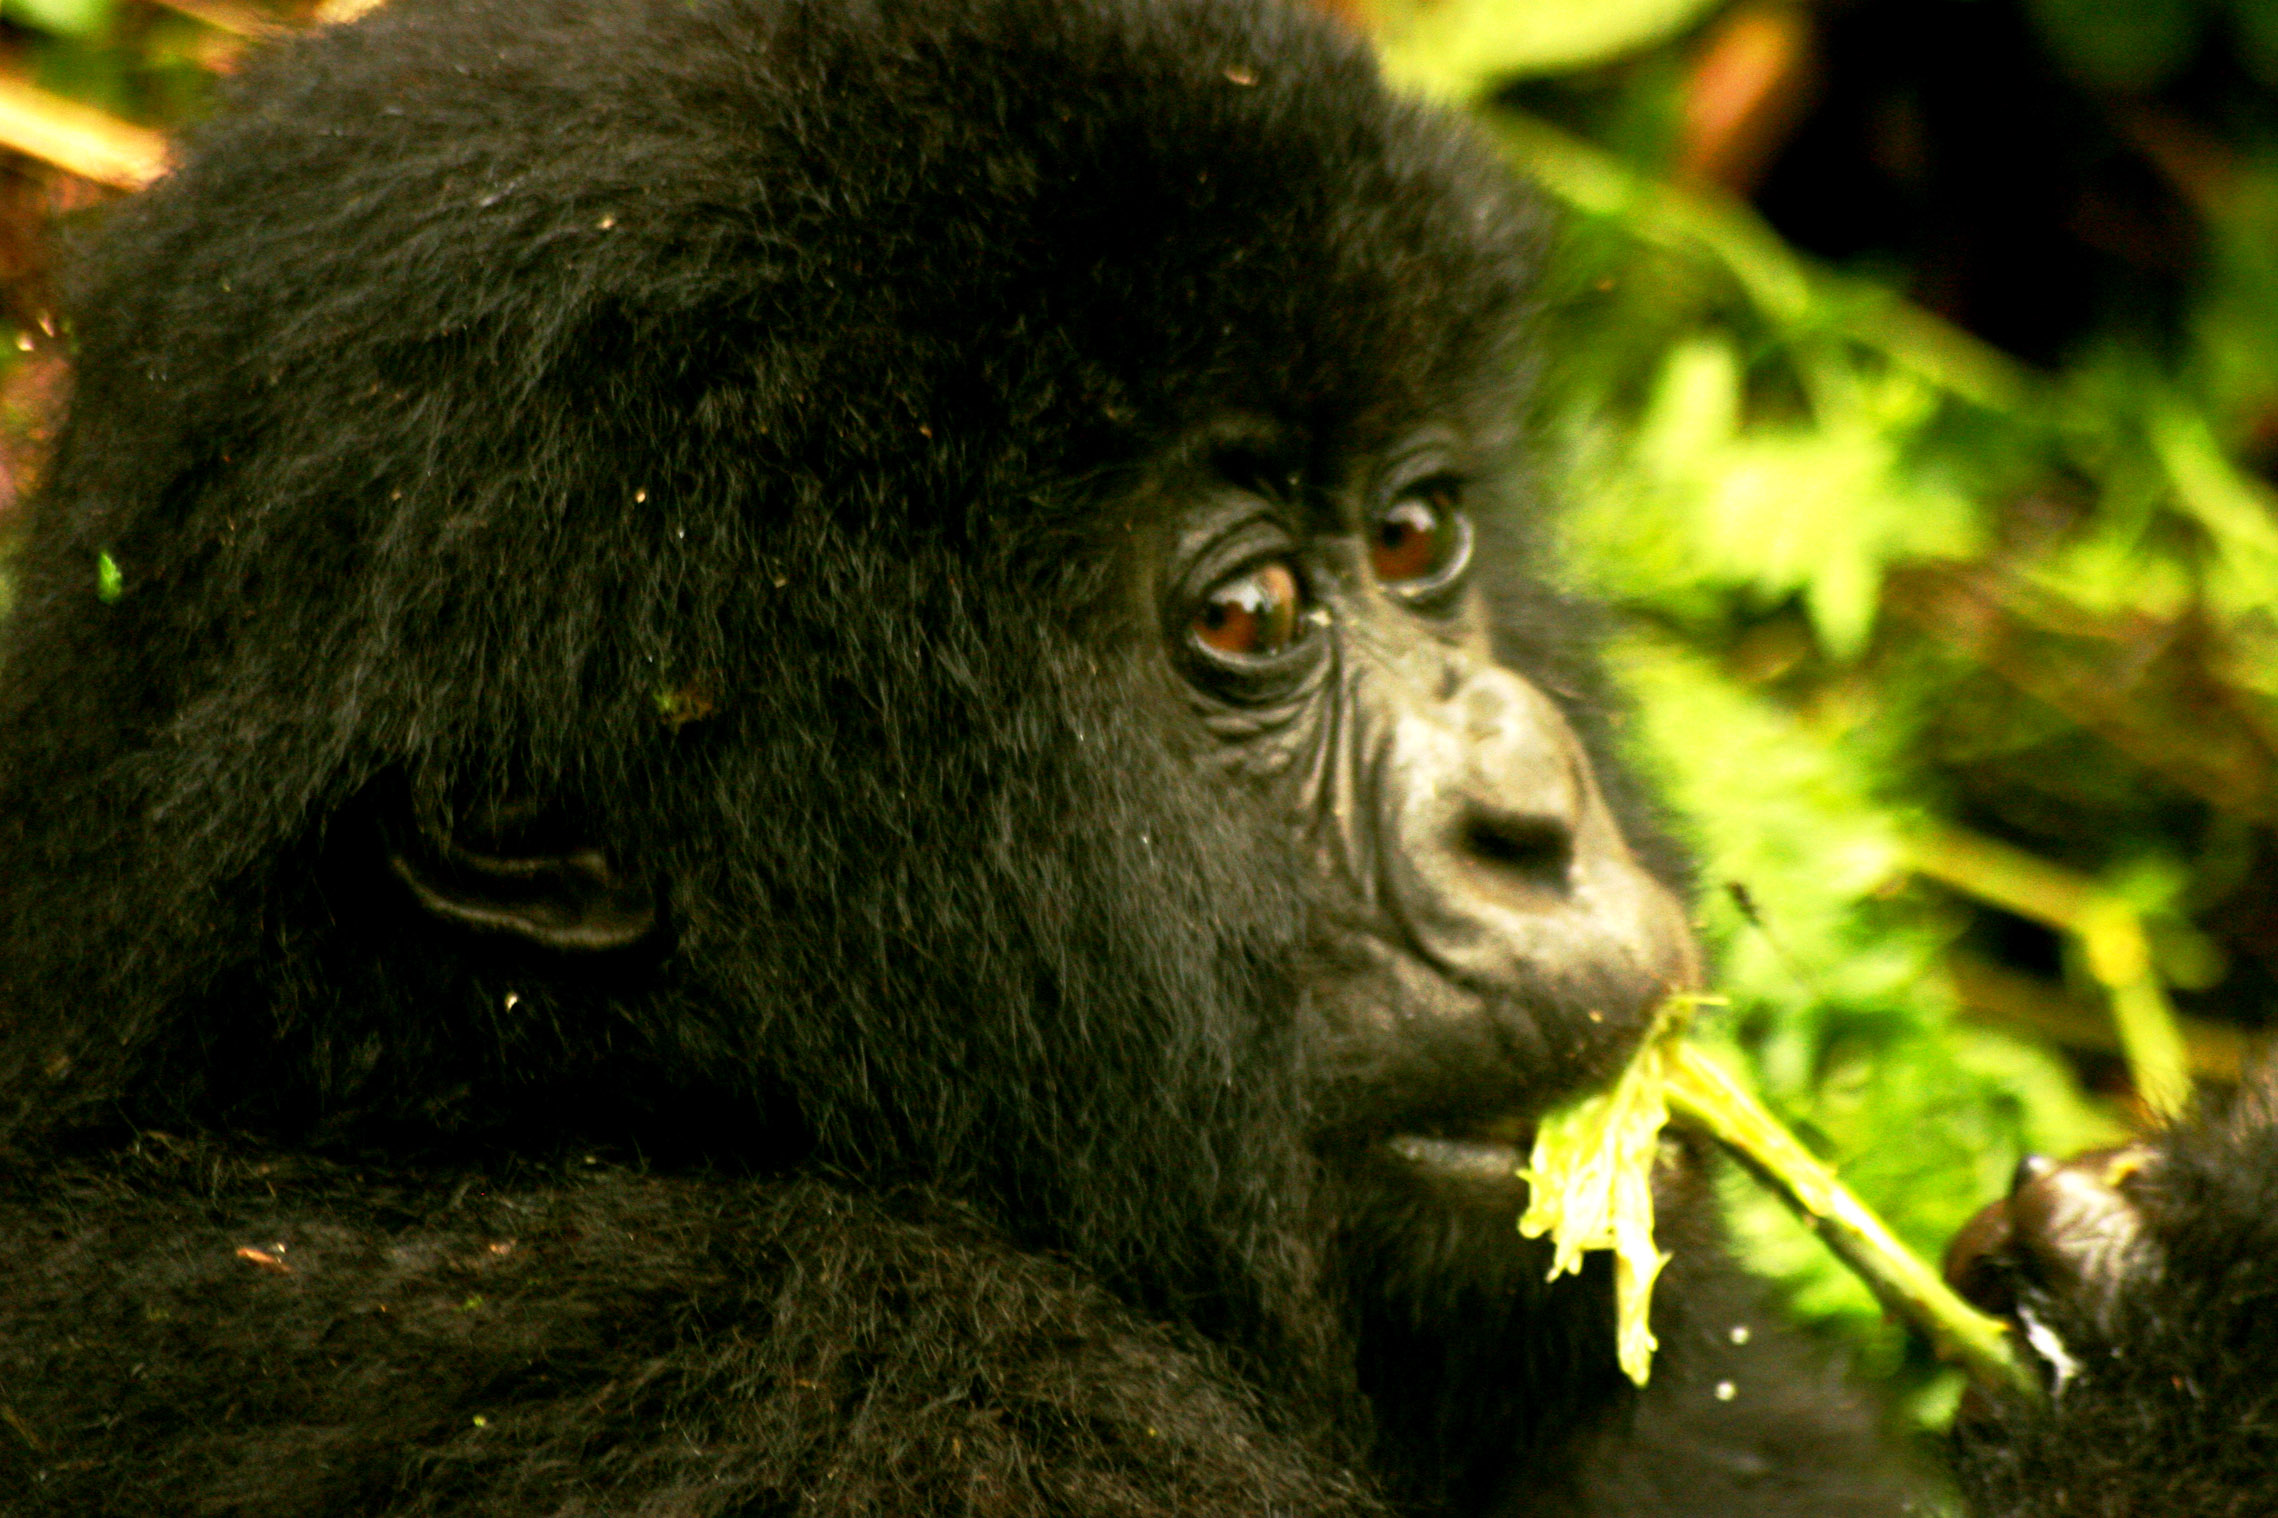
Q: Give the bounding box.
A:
[1519,997,1698,1385]
[1373,0,1723,100]
[4,0,116,42]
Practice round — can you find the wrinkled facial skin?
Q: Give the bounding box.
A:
[1145,425,1700,1189]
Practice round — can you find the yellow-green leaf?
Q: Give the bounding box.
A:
[1374,0,1722,101]
[1518,996,1704,1385]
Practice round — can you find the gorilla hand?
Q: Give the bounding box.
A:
[1944,1144,2159,1396]
[1947,1078,2278,1518]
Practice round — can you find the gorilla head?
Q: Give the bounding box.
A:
[0,0,1712,1505]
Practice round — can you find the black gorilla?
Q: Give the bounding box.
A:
[0,0,2273,1513]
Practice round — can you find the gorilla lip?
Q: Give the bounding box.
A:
[1385,1131,1529,1184]
[1382,1104,1539,1185]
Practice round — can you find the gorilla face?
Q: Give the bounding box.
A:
[1125,420,1707,1507]
[1139,424,1699,1201]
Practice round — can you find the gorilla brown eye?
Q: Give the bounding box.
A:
[1371,480,1471,593]
[1193,560,1305,659]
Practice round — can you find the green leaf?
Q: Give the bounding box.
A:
[1638,337,1742,470]
[96,550,122,604]
[2147,401,2278,621]
[1375,0,1723,100]
[1802,543,1878,663]
[4,0,116,42]
[2230,0,2278,85]
[2026,0,2200,92]
[1519,997,1703,1385]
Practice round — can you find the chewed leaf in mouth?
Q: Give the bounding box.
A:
[1516,994,1705,1386]
[1515,992,2037,1399]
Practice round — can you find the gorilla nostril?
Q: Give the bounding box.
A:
[1460,812,1574,894]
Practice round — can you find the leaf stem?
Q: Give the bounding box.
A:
[1664,1041,2043,1402]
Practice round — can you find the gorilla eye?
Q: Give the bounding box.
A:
[1371,479,1471,595]
[1193,560,1307,660]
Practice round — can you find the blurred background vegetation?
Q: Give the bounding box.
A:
[0,0,2270,1440]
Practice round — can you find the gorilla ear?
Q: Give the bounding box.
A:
[383,795,662,953]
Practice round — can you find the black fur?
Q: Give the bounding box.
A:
[3,1145,1374,1514]
[2,0,2261,1513]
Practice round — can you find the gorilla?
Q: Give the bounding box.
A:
[0,0,2273,1513]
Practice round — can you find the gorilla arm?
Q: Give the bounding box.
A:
[0,1146,1381,1518]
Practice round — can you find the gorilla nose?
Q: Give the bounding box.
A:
[1437,668,1589,900]
[1381,661,1699,1017]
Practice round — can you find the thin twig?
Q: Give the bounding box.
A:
[0,76,167,191]
[1905,824,2193,1120]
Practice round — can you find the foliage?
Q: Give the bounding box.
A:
[1368,0,2278,1422]
[1370,0,1721,100]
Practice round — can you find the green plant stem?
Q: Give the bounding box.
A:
[1665,1042,2043,1402]
[1904,824,2193,1119]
